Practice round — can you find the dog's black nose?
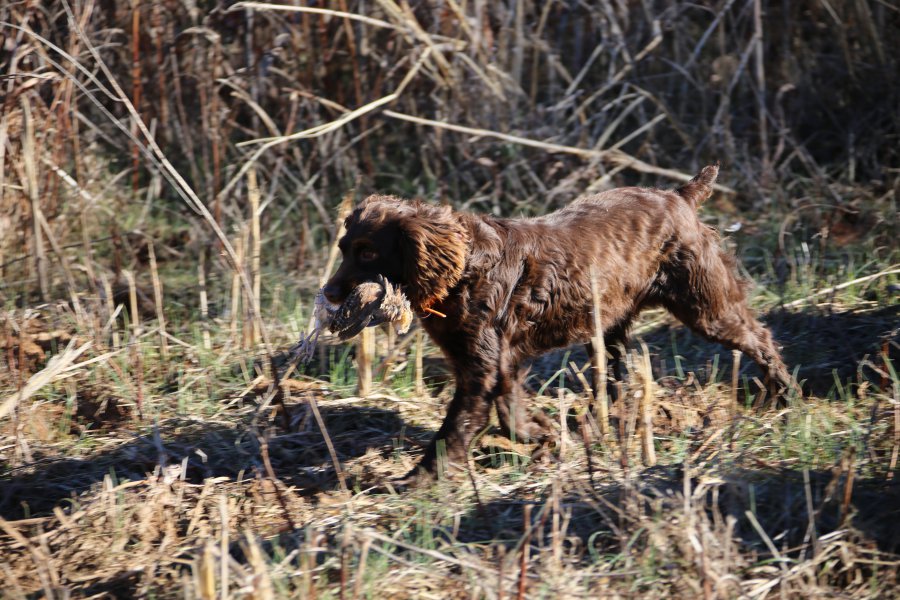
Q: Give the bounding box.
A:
[323,282,343,304]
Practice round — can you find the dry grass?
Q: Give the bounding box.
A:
[1,0,899,598]
[1,325,898,598]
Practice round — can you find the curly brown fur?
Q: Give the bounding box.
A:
[324,165,794,484]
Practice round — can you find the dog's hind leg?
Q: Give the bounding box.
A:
[673,302,793,403]
[662,251,795,402]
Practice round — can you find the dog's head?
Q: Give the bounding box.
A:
[323,196,469,312]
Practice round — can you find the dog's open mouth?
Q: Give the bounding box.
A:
[314,276,413,341]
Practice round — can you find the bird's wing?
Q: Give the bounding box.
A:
[332,282,386,340]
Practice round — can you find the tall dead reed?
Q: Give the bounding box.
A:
[1,0,896,310]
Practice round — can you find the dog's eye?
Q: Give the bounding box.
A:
[359,249,378,262]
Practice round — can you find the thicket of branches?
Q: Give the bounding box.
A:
[2,4,899,597]
[1,0,897,295]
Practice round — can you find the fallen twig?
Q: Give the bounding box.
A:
[0,340,94,419]
[383,110,737,193]
[783,267,900,308]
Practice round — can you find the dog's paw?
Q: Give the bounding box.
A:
[390,467,437,490]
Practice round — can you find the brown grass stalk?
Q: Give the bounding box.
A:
[258,433,296,529]
[550,476,563,570]
[839,447,857,527]
[517,503,532,600]
[124,270,140,338]
[241,530,275,600]
[745,509,789,581]
[307,393,349,495]
[101,273,121,349]
[219,495,230,600]
[753,0,771,182]
[350,537,371,600]
[35,207,83,317]
[890,387,899,479]
[248,166,262,347]
[19,97,49,301]
[357,328,374,397]
[803,468,821,558]
[240,226,252,349]
[731,349,742,416]
[558,388,568,458]
[301,534,317,599]
[638,342,656,467]
[150,2,168,141]
[198,251,211,351]
[131,0,142,198]
[147,240,168,362]
[198,540,216,600]
[230,232,243,346]
[590,266,609,438]
[124,269,145,419]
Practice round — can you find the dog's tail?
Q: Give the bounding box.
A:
[676,163,719,208]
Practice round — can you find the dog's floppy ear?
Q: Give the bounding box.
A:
[399,202,468,311]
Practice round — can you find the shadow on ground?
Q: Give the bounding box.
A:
[453,463,900,557]
[530,304,898,398]
[0,403,431,520]
[764,304,898,394]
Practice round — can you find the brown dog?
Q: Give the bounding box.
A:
[324,165,793,482]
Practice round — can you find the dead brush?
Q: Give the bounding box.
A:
[1,0,899,598]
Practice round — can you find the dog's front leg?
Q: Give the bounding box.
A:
[401,334,500,484]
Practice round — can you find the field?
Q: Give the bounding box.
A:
[1,1,899,598]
